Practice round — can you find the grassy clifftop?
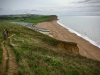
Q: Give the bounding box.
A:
[0,15,51,24]
[0,21,100,75]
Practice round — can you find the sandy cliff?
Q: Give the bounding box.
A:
[57,41,79,54]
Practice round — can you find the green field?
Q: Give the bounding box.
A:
[0,15,51,24]
[0,21,100,75]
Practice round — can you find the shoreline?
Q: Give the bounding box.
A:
[36,20,100,61]
[57,21,100,49]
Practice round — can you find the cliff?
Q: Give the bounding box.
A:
[57,41,79,54]
[49,15,79,54]
[49,15,58,21]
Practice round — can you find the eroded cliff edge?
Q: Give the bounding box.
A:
[49,15,79,54]
[57,41,79,54]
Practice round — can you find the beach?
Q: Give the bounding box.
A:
[36,20,100,61]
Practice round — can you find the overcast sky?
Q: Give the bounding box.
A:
[0,0,100,15]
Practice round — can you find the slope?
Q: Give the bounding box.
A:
[0,20,100,75]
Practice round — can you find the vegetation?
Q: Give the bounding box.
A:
[0,15,51,24]
[0,45,2,64]
[0,21,100,75]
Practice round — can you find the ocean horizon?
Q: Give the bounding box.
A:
[58,16,100,48]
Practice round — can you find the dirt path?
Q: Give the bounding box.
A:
[1,35,18,75]
[1,40,8,75]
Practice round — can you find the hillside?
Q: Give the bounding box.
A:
[0,15,100,75]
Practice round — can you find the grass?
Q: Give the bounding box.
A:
[0,48,2,64]
[0,15,51,25]
[0,22,100,75]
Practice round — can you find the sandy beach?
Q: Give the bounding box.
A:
[36,20,100,61]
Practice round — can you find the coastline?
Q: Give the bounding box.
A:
[36,20,100,61]
[57,20,100,49]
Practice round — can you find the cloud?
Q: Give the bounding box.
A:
[71,0,100,6]
[0,8,2,10]
[77,0,91,3]
[0,0,100,15]
[0,7,4,10]
[72,0,100,3]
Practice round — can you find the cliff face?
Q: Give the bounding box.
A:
[50,15,58,21]
[49,15,79,54]
[57,42,79,54]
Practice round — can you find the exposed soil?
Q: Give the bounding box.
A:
[1,40,8,75]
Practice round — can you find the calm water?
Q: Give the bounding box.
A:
[58,16,100,48]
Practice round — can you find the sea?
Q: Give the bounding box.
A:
[58,16,100,48]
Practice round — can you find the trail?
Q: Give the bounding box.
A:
[1,34,18,75]
[1,40,8,75]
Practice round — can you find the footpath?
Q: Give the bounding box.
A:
[1,34,18,75]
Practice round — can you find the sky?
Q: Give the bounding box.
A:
[0,0,100,15]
